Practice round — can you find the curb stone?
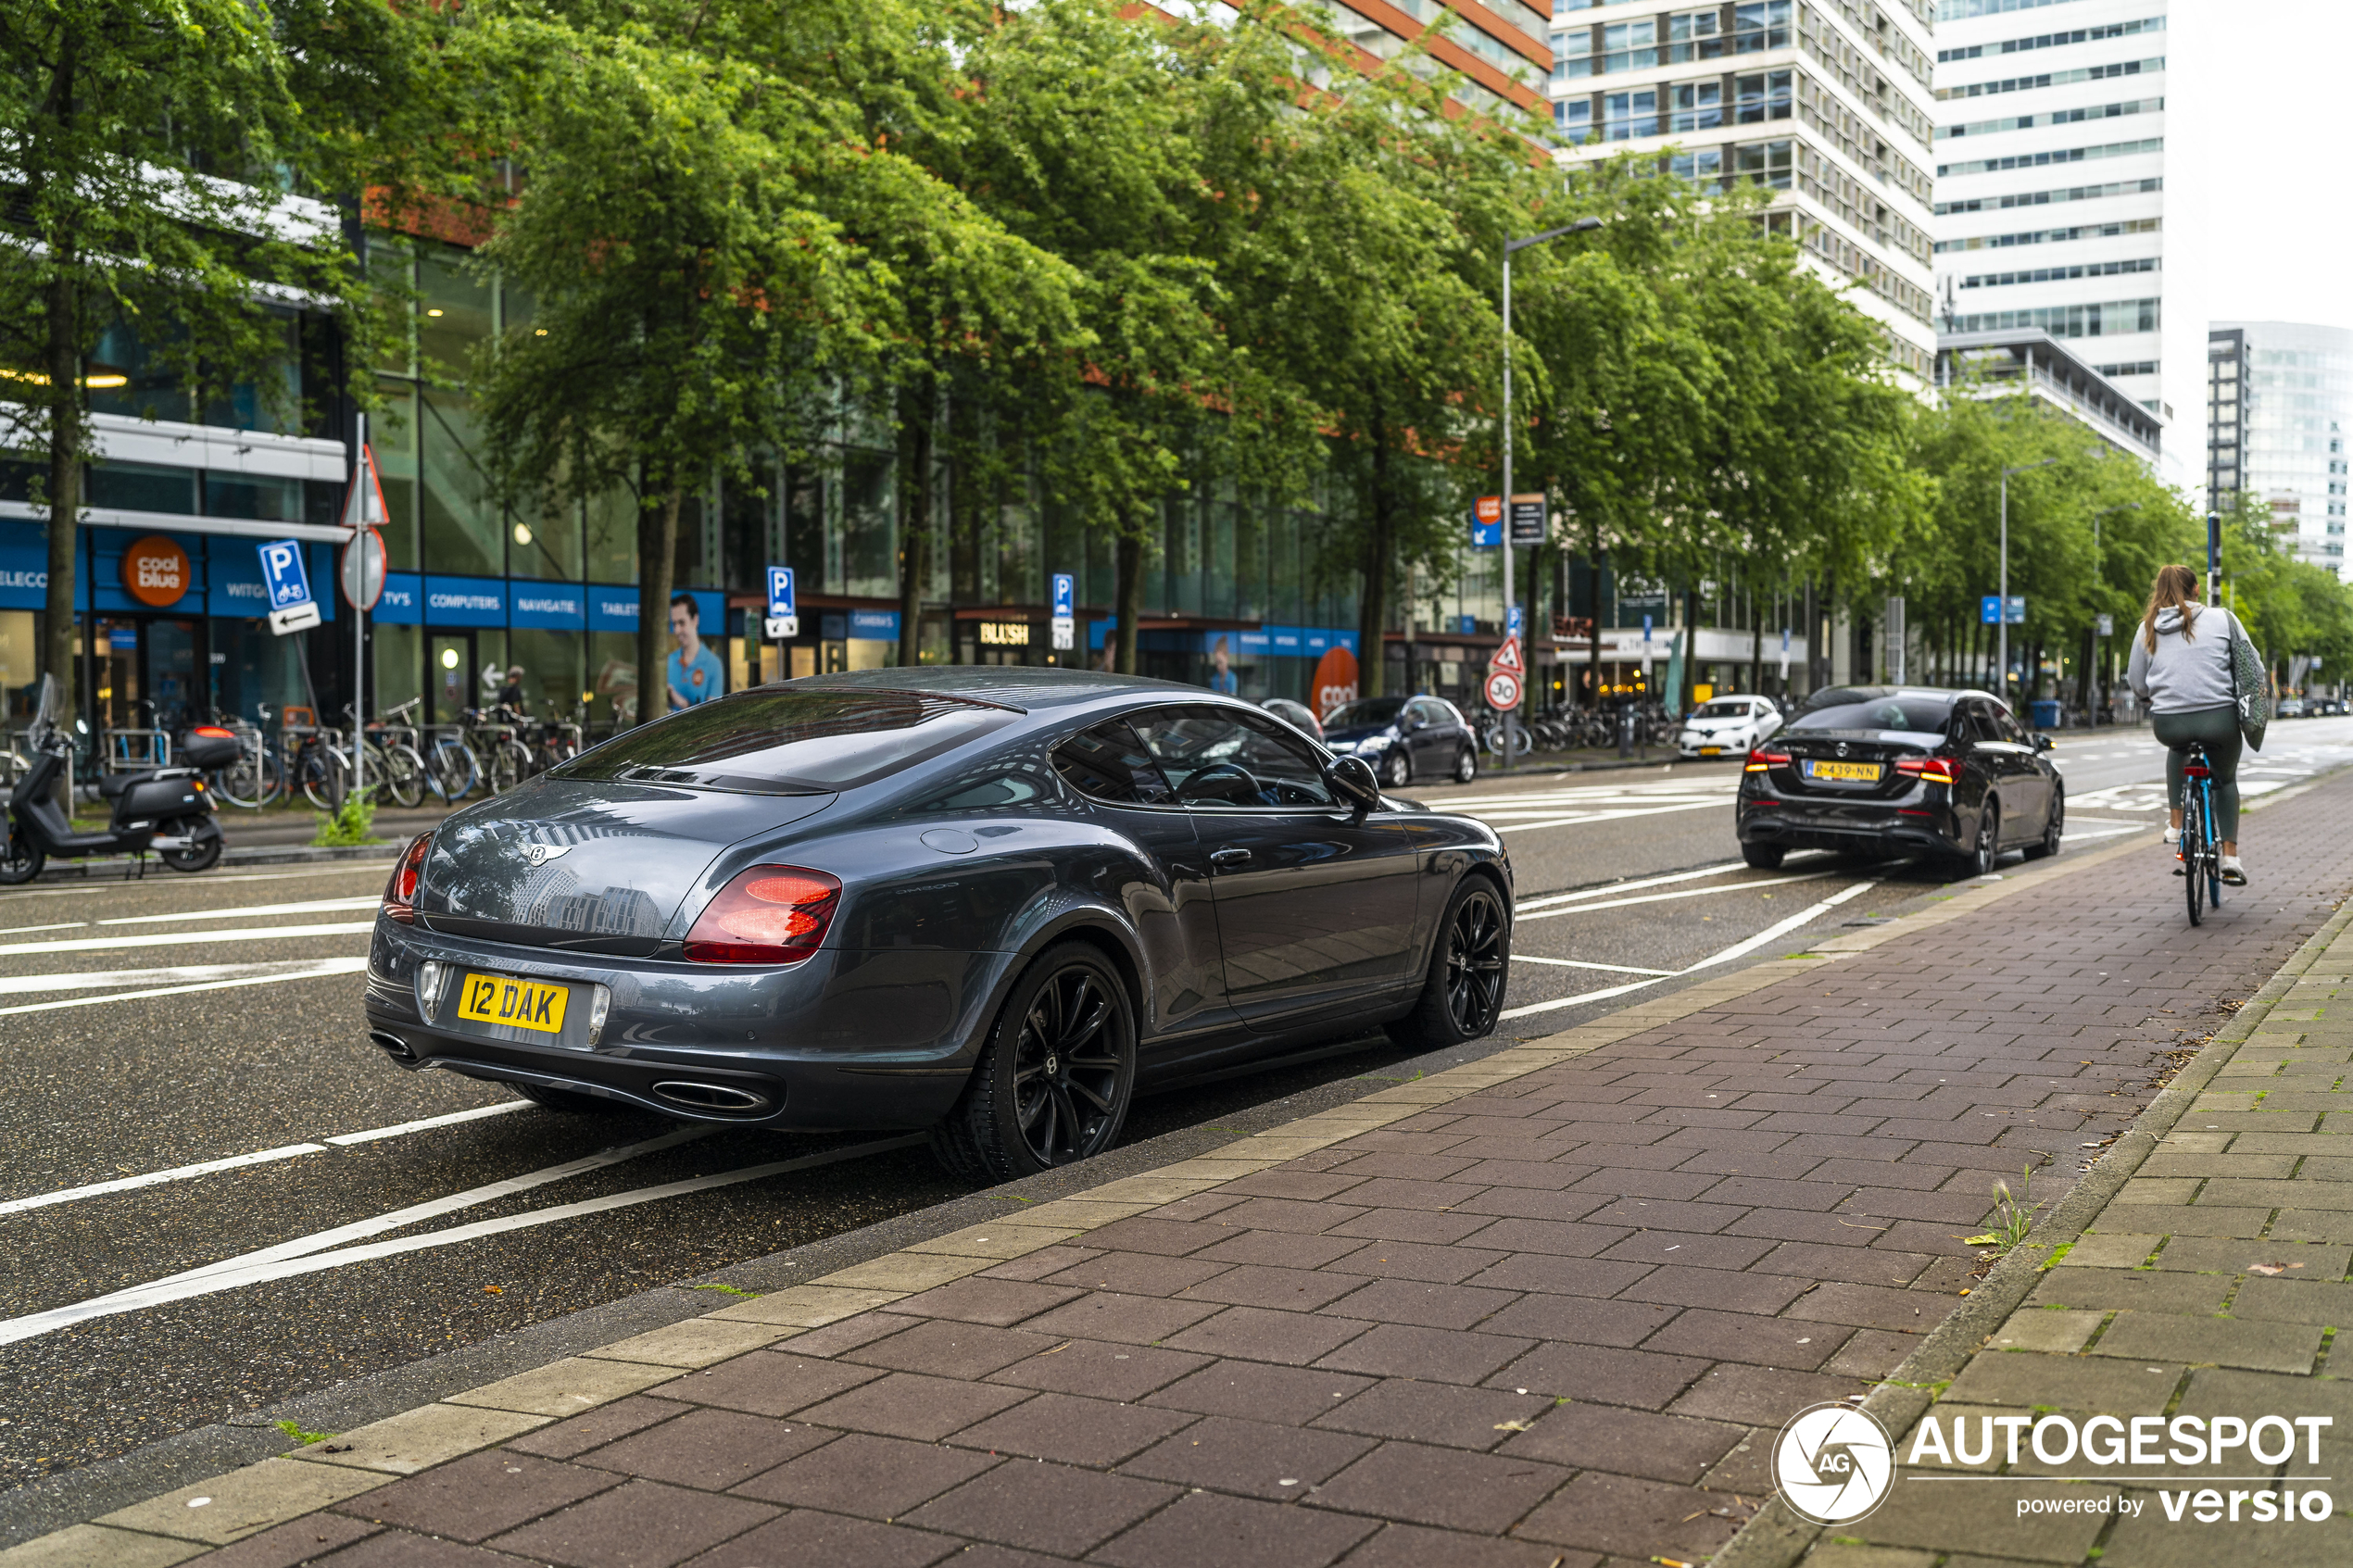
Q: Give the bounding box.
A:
[0,810,2192,1562]
[1709,888,2353,1568]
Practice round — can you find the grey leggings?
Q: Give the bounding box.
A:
[2153,704,2242,842]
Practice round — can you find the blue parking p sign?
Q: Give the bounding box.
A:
[1051,573,1075,619]
[258,540,320,634]
[764,565,798,639]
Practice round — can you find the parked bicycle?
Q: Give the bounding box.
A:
[354,700,429,809]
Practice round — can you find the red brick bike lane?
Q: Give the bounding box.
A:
[168,773,2353,1568]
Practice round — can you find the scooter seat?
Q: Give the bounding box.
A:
[97,770,157,799]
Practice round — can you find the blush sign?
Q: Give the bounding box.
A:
[121,534,192,608]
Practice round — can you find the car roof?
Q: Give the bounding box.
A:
[781,666,1202,713]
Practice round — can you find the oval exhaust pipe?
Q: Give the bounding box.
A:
[650,1081,768,1113]
[371,1031,417,1060]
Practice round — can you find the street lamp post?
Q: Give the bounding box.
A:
[1998,458,2058,703]
[1500,215,1601,771]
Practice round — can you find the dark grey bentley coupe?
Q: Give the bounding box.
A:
[365,668,1512,1182]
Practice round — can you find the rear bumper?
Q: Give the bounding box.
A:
[362,917,984,1131]
[1736,797,1963,858]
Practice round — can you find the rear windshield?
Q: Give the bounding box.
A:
[1791,691,1953,734]
[1325,697,1405,729]
[551,690,1015,795]
[1692,700,1751,719]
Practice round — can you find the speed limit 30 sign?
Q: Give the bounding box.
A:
[1484,671,1522,710]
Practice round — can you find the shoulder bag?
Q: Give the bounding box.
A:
[2221,607,2269,752]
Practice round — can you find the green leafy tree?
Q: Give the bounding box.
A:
[0,0,438,719]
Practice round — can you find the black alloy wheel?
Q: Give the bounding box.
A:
[2024,784,2063,860]
[1453,746,1478,784]
[1968,803,1999,878]
[1381,749,1412,789]
[1390,876,1509,1049]
[933,943,1138,1184]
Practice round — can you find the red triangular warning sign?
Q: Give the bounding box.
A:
[342,443,390,534]
[1489,635,1525,676]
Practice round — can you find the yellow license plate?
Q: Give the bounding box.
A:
[1699,746,1723,757]
[1807,760,1882,783]
[457,973,569,1034]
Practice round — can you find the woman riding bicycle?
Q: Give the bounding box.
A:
[2126,564,2251,885]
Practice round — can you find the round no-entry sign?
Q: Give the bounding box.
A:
[1484,671,1521,710]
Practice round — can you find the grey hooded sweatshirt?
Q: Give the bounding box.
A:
[2127,603,2242,714]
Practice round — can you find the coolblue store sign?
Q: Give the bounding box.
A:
[0,524,340,619]
[367,574,724,633]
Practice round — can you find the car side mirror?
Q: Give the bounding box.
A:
[2034,734,2054,751]
[1325,754,1381,815]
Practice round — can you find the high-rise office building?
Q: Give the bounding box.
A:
[1931,0,2169,433]
[2211,321,2352,582]
[1549,1,1942,382]
[2207,326,2249,506]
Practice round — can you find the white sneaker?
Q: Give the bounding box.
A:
[2163,826,2181,847]
[2221,856,2246,886]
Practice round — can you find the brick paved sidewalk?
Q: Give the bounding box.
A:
[1775,901,2353,1568]
[10,771,2352,1568]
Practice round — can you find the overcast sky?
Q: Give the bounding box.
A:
[2179,1,2348,330]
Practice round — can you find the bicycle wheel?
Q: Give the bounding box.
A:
[384,745,427,809]
[2205,784,2224,910]
[303,748,349,812]
[488,740,529,795]
[2183,791,2206,926]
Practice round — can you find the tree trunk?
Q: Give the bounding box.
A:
[1357,419,1396,700]
[1113,521,1143,676]
[43,268,82,735]
[897,381,934,671]
[1680,583,1699,713]
[635,483,682,727]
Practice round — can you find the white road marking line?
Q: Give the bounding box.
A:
[0,922,87,935]
[1510,955,1676,975]
[1499,879,1878,1021]
[1517,859,1770,911]
[0,1144,329,1217]
[324,1102,532,1147]
[0,958,371,1016]
[2059,824,2145,842]
[138,1126,716,1292]
[0,862,396,901]
[97,896,382,926]
[0,1133,918,1347]
[1681,879,1880,972]
[0,1102,533,1219]
[0,921,374,958]
[1516,871,1837,922]
[1490,800,1738,834]
[0,958,368,997]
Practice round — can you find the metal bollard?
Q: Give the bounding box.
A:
[1617,707,1634,759]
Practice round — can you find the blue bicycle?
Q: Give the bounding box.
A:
[2177,740,2223,925]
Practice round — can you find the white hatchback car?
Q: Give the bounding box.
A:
[1679,695,1783,759]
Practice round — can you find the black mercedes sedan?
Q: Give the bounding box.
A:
[365,669,1511,1183]
[1734,685,2063,876]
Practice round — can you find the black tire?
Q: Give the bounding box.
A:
[1453,747,1477,784]
[1381,749,1411,789]
[2024,783,2063,860]
[159,822,222,873]
[0,833,43,885]
[2183,793,2206,927]
[1964,802,1998,878]
[932,942,1138,1185]
[1740,842,1785,871]
[1387,874,1510,1051]
[514,1080,634,1114]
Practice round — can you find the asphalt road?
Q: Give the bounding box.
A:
[2,714,2348,1492]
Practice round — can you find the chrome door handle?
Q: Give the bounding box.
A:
[1210,848,1252,868]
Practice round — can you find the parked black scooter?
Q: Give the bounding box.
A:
[1,676,227,885]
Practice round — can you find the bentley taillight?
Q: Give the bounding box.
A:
[1895,755,1959,785]
[383,833,432,923]
[685,867,841,964]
